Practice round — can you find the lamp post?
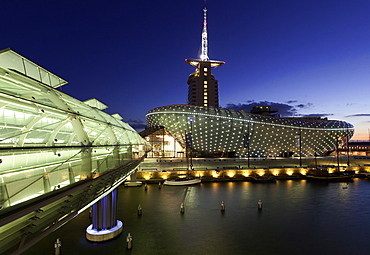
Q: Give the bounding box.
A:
[189,118,194,170]
[243,122,250,168]
[346,126,350,167]
[336,136,340,172]
[295,130,302,167]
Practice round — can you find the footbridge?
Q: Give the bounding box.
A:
[0,49,151,254]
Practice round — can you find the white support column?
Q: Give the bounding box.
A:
[43,173,51,193]
[69,115,91,146]
[80,147,92,180]
[68,166,75,184]
[0,177,10,209]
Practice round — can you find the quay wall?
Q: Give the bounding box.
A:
[135,166,369,183]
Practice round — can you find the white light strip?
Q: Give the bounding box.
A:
[147,110,353,132]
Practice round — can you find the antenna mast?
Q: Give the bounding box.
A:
[200,2,209,61]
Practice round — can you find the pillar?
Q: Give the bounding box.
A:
[81,147,92,180]
[86,189,123,242]
[0,178,10,209]
[113,146,120,168]
[130,171,137,182]
[68,167,75,184]
[43,174,51,193]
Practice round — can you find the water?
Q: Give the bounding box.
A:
[27,179,370,255]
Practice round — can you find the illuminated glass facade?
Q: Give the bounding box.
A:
[140,126,185,158]
[0,48,150,208]
[146,104,354,158]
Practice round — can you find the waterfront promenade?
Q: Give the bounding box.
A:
[136,156,370,182]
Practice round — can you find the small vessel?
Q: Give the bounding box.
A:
[164,117,201,186]
[305,168,354,182]
[251,175,276,183]
[361,172,370,179]
[164,177,201,186]
[124,181,143,187]
[306,135,355,181]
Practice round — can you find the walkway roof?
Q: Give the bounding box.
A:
[0,48,67,88]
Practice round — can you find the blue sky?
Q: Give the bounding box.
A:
[1,0,370,140]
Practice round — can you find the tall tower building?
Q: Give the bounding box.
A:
[186,7,225,107]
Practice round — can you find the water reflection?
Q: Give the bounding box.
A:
[27,179,370,255]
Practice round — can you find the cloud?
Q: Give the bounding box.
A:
[224,101,331,118]
[345,114,370,117]
[285,100,297,104]
[127,119,146,131]
[225,100,313,117]
[127,119,145,124]
[301,113,333,118]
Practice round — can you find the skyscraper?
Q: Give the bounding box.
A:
[185,8,225,107]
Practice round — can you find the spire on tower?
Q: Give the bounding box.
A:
[185,1,225,69]
[200,8,209,61]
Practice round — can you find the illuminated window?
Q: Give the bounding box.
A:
[204,81,208,84]
[204,67,207,72]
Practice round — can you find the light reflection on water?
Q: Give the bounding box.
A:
[28,179,370,255]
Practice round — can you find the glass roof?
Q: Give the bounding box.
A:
[0,48,67,88]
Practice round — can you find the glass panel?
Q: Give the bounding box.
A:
[0,50,25,73]
[39,69,51,86]
[24,61,40,81]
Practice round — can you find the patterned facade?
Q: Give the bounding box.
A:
[146,104,354,157]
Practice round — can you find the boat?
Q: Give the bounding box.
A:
[124,181,143,187]
[251,175,276,183]
[163,117,201,186]
[163,177,201,186]
[305,168,355,182]
[306,132,355,182]
[360,172,370,179]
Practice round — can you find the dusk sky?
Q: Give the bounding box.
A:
[2,0,370,140]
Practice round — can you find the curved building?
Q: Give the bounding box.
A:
[0,48,150,208]
[146,104,354,157]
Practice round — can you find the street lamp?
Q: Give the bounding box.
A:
[188,118,194,170]
[295,130,302,167]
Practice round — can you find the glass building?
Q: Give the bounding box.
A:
[0,48,150,208]
[146,104,354,158]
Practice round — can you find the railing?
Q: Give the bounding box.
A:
[0,156,144,255]
[0,144,143,209]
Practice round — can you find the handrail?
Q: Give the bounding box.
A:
[0,157,144,255]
